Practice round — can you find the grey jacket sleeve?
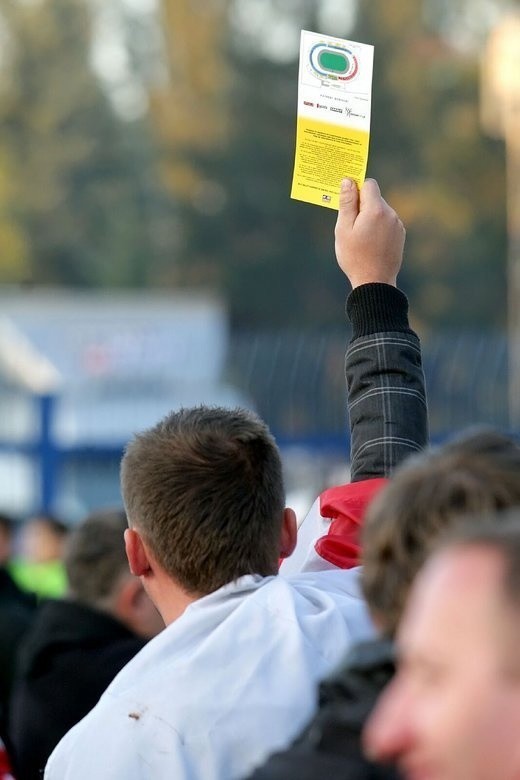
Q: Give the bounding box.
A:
[346,283,428,482]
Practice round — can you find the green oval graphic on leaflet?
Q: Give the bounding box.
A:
[318,50,348,73]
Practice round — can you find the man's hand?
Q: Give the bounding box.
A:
[334,178,405,289]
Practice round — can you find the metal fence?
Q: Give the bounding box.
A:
[0,329,512,519]
[227,328,510,441]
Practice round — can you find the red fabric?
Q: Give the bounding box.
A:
[315,478,388,569]
[0,739,14,779]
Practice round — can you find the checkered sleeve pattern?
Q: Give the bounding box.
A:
[345,284,428,482]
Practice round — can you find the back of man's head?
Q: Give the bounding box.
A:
[65,509,163,639]
[120,405,285,595]
[361,429,520,636]
[65,509,131,608]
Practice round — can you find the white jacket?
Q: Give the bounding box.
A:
[45,568,373,779]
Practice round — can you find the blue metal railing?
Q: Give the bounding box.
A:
[0,329,515,517]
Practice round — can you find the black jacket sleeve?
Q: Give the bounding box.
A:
[345,284,428,482]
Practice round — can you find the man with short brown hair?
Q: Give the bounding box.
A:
[121,405,287,597]
[46,178,427,780]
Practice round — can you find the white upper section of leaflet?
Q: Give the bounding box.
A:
[297,30,374,132]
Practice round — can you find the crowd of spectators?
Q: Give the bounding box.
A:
[0,177,518,779]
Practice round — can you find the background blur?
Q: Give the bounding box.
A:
[0,0,517,521]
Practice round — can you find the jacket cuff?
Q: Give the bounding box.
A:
[347,283,410,339]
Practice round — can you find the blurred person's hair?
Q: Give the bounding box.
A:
[361,429,520,637]
[65,509,131,607]
[121,405,285,595]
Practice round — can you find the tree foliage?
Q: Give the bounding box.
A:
[352,0,507,330]
[154,0,507,330]
[0,0,168,287]
[0,0,508,331]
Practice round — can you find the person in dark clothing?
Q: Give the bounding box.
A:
[0,568,37,718]
[249,640,399,780]
[8,508,164,780]
[0,514,37,750]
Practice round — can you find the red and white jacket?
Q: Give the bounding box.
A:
[280,478,387,576]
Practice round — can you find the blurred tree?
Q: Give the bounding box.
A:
[0,149,29,280]
[149,0,231,203]
[154,0,507,330]
[154,0,353,327]
[352,0,507,330]
[0,0,167,287]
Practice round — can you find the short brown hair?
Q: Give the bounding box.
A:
[120,406,285,595]
[65,509,130,606]
[361,429,520,637]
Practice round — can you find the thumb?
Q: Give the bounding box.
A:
[337,178,359,229]
[359,178,382,211]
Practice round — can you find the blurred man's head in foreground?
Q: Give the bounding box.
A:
[364,516,520,780]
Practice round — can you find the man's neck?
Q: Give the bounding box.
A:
[145,570,199,626]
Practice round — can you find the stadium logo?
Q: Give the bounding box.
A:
[309,42,359,83]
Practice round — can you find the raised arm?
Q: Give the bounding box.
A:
[337,178,428,481]
[280,179,428,575]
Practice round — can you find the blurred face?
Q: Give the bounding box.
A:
[114,573,165,639]
[132,581,165,639]
[364,545,520,780]
[23,519,65,562]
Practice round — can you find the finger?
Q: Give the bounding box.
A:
[359,178,383,212]
[337,178,359,230]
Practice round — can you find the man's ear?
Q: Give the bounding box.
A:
[124,528,152,577]
[279,507,297,559]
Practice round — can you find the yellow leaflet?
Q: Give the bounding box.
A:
[290,30,374,210]
[291,117,370,210]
